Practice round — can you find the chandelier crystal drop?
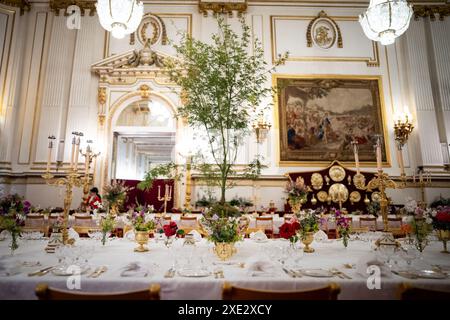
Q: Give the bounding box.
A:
[96,0,144,39]
[359,0,413,46]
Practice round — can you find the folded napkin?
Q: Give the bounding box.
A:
[120,262,149,277]
[187,230,202,242]
[249,230,268,241]
[68,228,80,241]
[314,230,328,242]
[245,256,277,277]
[356,252,391,278]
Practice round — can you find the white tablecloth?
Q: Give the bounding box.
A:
[0,237,449,300]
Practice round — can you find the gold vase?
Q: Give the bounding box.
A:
[289,199,302,213]
[214,242,237,261]
[110,203,120,217]
[134,230,149,252]
[436,229,450,254]
[302,232,315,253]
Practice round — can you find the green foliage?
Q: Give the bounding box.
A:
[201,217,241,244]
[207,203,241,219]
[103,180,132,206]
[298,211,319,239]
[138,162,183,191]
[164,17,287,204]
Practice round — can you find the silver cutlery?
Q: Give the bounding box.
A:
[28,266,55,277]
[330,268,352,279]
[164,268,176,278]
[282,267,297,278]
[392,270,418,279]
[89,266,107,278]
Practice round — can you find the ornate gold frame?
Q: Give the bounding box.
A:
[273,74,391,168]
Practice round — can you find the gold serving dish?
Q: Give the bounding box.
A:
[349,191,361,203]
[317,191,328,202]
[328,183,349,203]
[329,165,346,182]
[311,173,324,190]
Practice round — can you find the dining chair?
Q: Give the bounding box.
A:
[359,217,377,231]
[162,215,172,225]
[23,215,48,235]
[387,217,404,237]
[35,283,160,300]
[222,282,340,300]
[73,215,95,236]
[398,283,450,300]
[283,214,294,222]
[255,216,274,238]
[179,216,199,234]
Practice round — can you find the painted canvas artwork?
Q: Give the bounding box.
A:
[276,76,388,164]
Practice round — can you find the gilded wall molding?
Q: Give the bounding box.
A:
[49,0,96,16]
[0,0,30,15]
[198,0,247,17]
[306,11,343,49]
[413,5,450,21]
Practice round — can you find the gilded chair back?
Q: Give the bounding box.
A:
[179,216,199,234]
[398,283,450,300]
[359,217,377,231]
[223,282,340,300]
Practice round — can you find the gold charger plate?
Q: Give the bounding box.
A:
[311,173,324,190]
[329,165,346,182]
[317,191,328,202]
[350,191,361,203]
[371,192,381,202]
[328,183,349,203]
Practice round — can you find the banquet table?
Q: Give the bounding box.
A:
[0,236,449,300]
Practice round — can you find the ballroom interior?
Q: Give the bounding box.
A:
[0,0,450,301]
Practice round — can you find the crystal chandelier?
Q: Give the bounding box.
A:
[359,0,413,45]
[96,0,144,39]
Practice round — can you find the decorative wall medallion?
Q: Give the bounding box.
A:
[353,173,366,190]
[371,192,381,203]
[329,183,349,203]
[329,165,346,182]
[307,11,343,49]
[317,191,328,203]
[349,191,361,203]
[137,14,168,46]
[311,173,324,190]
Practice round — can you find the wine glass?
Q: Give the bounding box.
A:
[399,243,419,270]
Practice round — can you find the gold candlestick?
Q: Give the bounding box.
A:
[183,155,192,210]
[79,140,101,204]
[158,184,172,215]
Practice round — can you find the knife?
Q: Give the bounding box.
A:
[282,267,296,278]
[28,266,55,277]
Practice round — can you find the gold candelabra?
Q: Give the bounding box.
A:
[158,184,172,215]
[42,132,86,245]
[252,113,271,144]
[183,155,192,210]
[80,140,100,205]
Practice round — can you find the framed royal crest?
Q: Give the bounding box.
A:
[275,75,390,166]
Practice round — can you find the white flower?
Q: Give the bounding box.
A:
[404,197,418,213]
[426,217,433,224]
[405,216,414,223]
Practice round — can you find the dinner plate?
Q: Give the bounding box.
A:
[178,269,211,277]
[299,269,334,277]
[252,239,269,243]
[52,265,91,276]
[413,269,448,279]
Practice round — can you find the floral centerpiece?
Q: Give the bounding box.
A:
[285,177,310,213]
[99,215,115,246]
[103,180,133,216]
[402,204,434,253]
[297,210,319,253]
[279,217,300,245]
[0,194,30,253]
[130,210,155,252]
[334,210,351,248]
[430,206,450,253]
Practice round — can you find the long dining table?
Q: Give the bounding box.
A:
[0,235,449,300]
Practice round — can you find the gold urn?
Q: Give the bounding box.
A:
[134,230,149,252]
[436,229,449,254]
[302,231,315,253]
[214,242,237,261]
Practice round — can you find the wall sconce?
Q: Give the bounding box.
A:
[252,115,271,144]
[393,111,414,148]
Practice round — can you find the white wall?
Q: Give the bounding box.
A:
[0,2,449,210]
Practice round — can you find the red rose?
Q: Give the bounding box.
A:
[279,222,296,239]
[436,212,450,223]
[163,221,178,237]
[291,221,300,232]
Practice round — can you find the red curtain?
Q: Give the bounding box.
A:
[121,179,174,213]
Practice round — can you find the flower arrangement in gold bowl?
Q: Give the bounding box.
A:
[285,177,311,213]
[103,180,133,216]
[130,210,155,252]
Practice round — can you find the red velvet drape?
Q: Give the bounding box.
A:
[121,179,174,213]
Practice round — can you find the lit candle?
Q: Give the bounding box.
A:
[376,137,382,172]
[47,136,54,172]
[352,141,360,174]
[70,134,76,168]
[158,185,161,199]
[74,137,80,170]
[169,185,172,197]
[57,139,64,163]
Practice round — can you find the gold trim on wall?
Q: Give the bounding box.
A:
[0,6,15,122]
[272,74,391,168]
[270,15,380,67]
